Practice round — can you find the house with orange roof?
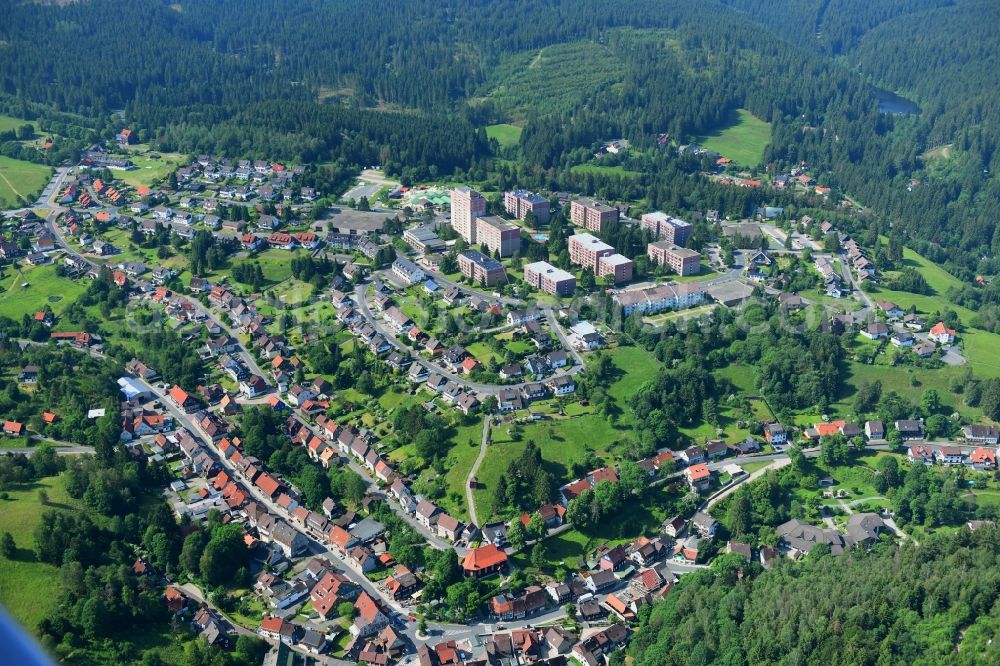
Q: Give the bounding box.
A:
[168,385,196,412]
[685,463,711,493]
[351,592,390,637]
[164,586,188,614]
[328,525,358,552]
[258,615,296,644]
[928,322,957,344]
[319,447,337,469]
[42,412,57,424]
[254,473,281,498]
[3,420,25,436]
[970,448,997,469]
[462,544,508,579]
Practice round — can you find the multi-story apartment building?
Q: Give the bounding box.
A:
[458,250,507,287]
[640,212,693,247]
[570,198,618,234]
[568,233,633,285]
[597,254,633,284]
[474,215,521,257]
[451,186,486,244]
[569,233,615,272]
[612,283,706,315]
[523,261,576,296]
[647,241,701,276]
[504,190,551,225]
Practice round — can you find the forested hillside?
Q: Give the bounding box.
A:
[0,0,997,270]
[626,527,1000,665]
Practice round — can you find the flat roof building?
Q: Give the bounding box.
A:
[568,233,614,272]
[640,212,692,247]
[403,224,446,254]
[504,190,551,225]
[524,261,576,296]
[451,186,486,245]
[647,241,701,276]
[474,215,520,257]
[570,198,618,234]
[458,250,507,287]
[597,253,634,285]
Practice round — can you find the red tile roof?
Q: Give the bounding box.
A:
[255,473,281,497]
[687,463,710,481]
[462,544,508,573]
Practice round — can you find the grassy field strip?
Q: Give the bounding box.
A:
[696,108,771,166]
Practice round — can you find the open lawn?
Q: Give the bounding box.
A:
[0,263,88,319]
[0,474,78,629]
[569,163,642,178]
[601,345,661,414]
[696,108,771,166]
[466,341,499,365]
[0,115,40,135]
[485,124,523,148]
[854,244,1000,379]
[114,148,188,188]
[643,303,718,326]
[0,155,52,208]
[532,486,679,570]
[471,403,640,522]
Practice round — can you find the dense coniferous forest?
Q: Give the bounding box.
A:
[0,1,996,273]
[625,526,1000,665]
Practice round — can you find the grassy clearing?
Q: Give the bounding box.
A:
[0,155,52,208]
[0,474,78,629]
[536,487,678,569]
[483,42,627,117]
[485,124,523,147]
[472,412,627,522]
[643,303,718,326]
[741,461,773,475]
[114,148,188,188]
[0,263,88,319]
[868,245,1000,378]
[696,108,771,166]
[569,163,642,178]
[921,144,954,161]
[602,346,661,415]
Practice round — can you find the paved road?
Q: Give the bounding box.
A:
[131,375,449,644]
[545,308,584,367]
[177,583,259,640]
[465,416,490,526]
[352,283,580,396]
[419,269,525,308]
[704,459,790,511]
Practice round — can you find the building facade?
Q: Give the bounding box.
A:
[647,241,701,276]
[450,186,486,245]
[570,198,618,234]
[523,261,576,296]
[612,283,706,315]
[458,250,507,287]
[640,212,693,247]
[504,190,551,224]
[474,215,521,257]
[569,233,633,284]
